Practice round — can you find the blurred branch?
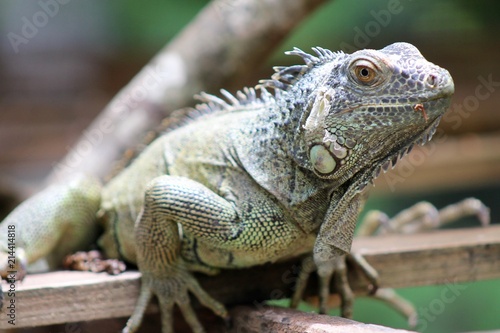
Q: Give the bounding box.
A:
[45,0,328,184]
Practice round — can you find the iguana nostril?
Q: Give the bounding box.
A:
[426,74,437,88]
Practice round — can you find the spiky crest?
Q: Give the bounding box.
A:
[258,47,343,91]
[106,46,342,181]
[193,46,342,115]
[193,87,264,114]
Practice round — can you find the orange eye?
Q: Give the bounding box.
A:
[349,57,385,87]
[355,65,376,83]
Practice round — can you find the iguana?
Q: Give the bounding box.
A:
[0,42,479,332]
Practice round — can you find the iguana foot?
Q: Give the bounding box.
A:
[123,267,228,333]
[290,252,419,325]
[350,197,491,327]
[357,198,490,236]
[290,252,379,318]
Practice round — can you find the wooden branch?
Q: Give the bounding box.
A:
[2,225,499,329]
[45,0,328,184]
[226,306,416,333]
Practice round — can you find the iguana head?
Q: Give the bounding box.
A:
[263,42,454,189]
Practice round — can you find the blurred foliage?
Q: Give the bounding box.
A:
[105,0,500,60]
[110,0,208,54]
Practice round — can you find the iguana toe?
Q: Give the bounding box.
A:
[124,270,228,333]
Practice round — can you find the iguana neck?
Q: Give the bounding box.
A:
[237,89,339,213]
[260,61,345,186]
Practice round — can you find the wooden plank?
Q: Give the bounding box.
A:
[352,224,500,288]
[1,271,144,328]
[1,225,499,329]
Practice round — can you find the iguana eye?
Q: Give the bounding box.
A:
[349,59,382,86]
[356,66,375,82]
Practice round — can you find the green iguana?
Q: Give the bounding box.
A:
[0,43,483,332]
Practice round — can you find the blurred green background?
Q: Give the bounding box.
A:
[1,1,499,332]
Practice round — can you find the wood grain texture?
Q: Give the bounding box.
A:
[1,225,499,329]
[227,306,416,333]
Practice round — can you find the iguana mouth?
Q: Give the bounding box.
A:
[338,96,448,118]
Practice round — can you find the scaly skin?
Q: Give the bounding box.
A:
[0,175,101,274]
[0,43,454,332]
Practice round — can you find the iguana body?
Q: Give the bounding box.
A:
[99,98,318,268]
[1,43,455,332]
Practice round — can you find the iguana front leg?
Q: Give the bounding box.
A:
[291,175,371,317]
[314,185,370,317]
[125,175,234,333]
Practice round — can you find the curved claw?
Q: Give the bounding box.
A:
[123,285,153,333]
[330,255,354,318]
[347,253,379,294]
[291,254,357,318]
[290,256,316,309]
[292,252,399,322]
[373,288,418,328]
[437,197,490,228]
[293,253,382,318]
[318,266,334,315]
